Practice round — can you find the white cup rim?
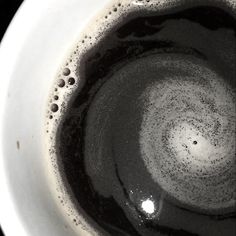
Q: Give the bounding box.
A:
[0,0,109,235]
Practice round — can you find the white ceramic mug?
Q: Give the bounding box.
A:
[0,0,110,235]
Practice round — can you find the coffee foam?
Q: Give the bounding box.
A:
[84,53,235,213]
[139,55,235,212]
[44,0,236,235]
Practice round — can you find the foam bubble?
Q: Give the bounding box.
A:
[62,68,71,76]
[68,77,75,85]
[51,103,59,112]
[58,79,65,88]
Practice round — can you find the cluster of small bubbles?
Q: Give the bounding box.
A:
[104,3,123,18]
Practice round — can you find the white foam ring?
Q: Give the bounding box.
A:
[44,0,236,234]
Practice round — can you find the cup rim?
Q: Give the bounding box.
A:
[0,1,34,234]
[0,0,109,235]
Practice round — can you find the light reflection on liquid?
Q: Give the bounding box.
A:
[141,199,155,214]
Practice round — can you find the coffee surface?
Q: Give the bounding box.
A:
[45,1,236,235]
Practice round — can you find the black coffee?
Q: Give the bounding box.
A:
[46,1,236,235]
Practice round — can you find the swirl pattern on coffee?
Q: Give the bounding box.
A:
[45,0,236,235]
[139,57,235,212]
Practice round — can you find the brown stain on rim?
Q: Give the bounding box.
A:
[16,141,20,150]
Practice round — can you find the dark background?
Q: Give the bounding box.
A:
[0,0,23,41]
[0,0,24,234]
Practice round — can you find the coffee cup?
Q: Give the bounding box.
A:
[0,0,235,236]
